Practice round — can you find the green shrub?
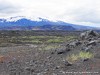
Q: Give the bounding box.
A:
[79,51,94,59]
[46,39,63,43]
[67,51,94,64]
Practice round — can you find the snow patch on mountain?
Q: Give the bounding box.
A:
[5,16,49,22]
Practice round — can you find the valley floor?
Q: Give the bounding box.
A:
[0,31,99,75]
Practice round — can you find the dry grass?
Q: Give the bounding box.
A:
[79,51,94,59]
[67,54,79,64]
[67,51,94,64]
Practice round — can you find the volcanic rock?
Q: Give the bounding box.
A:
[80,30,99,40]
[81,46,92,52]
[67,40,81,48]
[86,40,97,46]
[56,47,70,54]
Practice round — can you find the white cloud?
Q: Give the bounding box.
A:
[0,0,100,27]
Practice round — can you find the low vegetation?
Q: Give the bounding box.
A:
[79,51,94,59]
[46,39,63,43]
[0,35,77,45]
[67,51,94,64]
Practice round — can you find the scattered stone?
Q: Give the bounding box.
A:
[57,51,64,54]
[44,69,49,71]
[65,48,71,52]
[0,30,100,75]
[9,68,16,71]
[37,73,43,75]
[9,72,16,75]
[47,56,51,59]
[64,61,72,66]
[52,73,58,75]
[75,41,82,46]
[55,66,60,69]
[25,67,31,71]
[51,51,55,54]
[30,69,34,72]
[29,64,33,66]
[25,67,34,72]
[60,70,66,74]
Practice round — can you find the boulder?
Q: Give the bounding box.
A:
[67,40,81,48]
[87,30,99,36]
[81,45,92,52]
[82,58,89,62]
[86,40,97,46]
[56,48,70,54]
[80,30,99,40]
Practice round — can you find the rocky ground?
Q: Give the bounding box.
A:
[0,30,100,75]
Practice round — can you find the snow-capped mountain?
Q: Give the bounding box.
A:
[0,16,99,30]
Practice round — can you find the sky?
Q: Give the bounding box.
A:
[0,0,100,27]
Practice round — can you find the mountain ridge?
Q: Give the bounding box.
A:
[0,17,99,30]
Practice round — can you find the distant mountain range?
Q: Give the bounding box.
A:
[0,17,99,31]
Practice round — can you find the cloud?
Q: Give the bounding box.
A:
[0,0,100,27]
[0,6,20,14]
[0,0,22,18]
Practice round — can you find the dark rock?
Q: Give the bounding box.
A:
[68,42,76,47]
[87,30,99,36]
[81,46,92,52]
[80,30,99,40]
[82,58,89,62]
[25,67,34,72]
[55,66,60,69]
[67,40,81,48]
[64,61,72,66]
[86,40,97,46]
[44,69,49,71]
[80,32,86,40]
[52,73,58,75]
[57,49,68,54]
[51,52,54,54]
[29,64,33,66]
[9,72,16,75]
[30,69,34,72]
[25,67,31,71]
[9,68,16,71]
[47,56,51,59]
[57,51,64,54]
[88,38,92,41]
[66,48,71,51]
